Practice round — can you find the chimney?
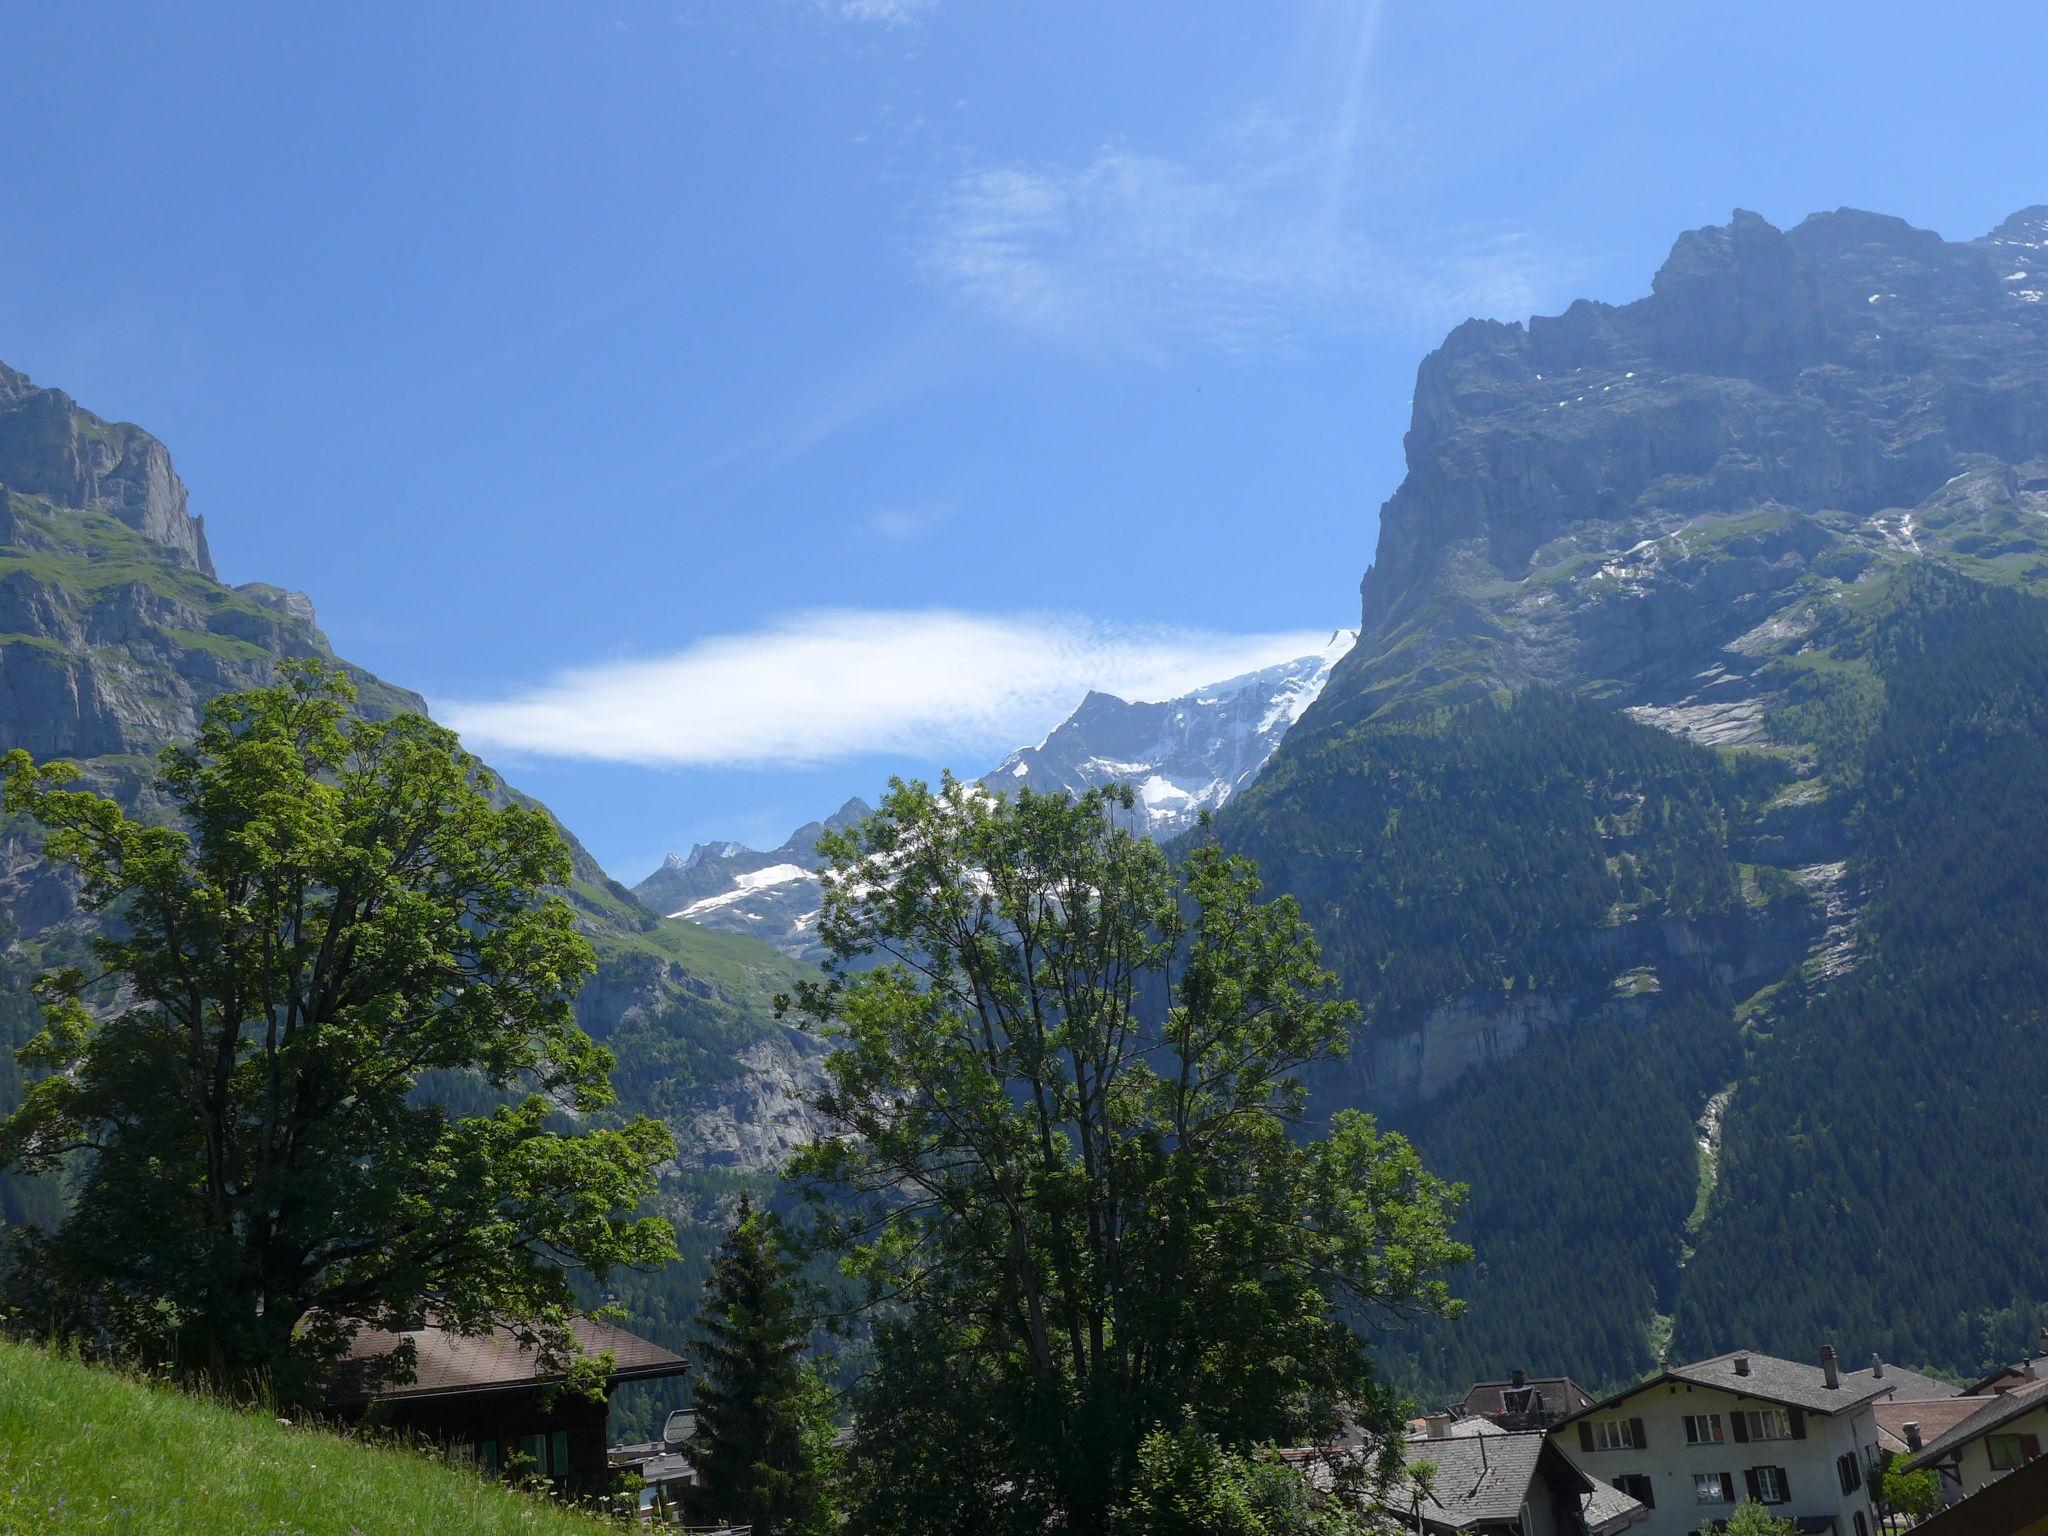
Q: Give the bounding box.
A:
[1871,1354,1885,1379]
[1904,1422,1923,1452]
[1822,1345,1840,1390]
[1734,1353,1751,1377]
[1425,1414,1451,1440]
[1511,1369,1526,1389]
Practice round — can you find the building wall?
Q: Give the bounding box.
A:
[356,1387,615,1491]
[1550,1380,1883,1536]
[1947,1404,2048,1499]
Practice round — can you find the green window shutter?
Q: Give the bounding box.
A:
[1719,1472,1734,1503]
[481,1440,499,1474]
[550,1430,570,1478]
[1578,1421,1594,1453]
[2022,1434,2042,1460]
[1777,1466,1792,1501]
[1744,1468,1761,1502]
[1629,1416,1647,1449]
[1789,1407,1806,1440]
[1732,1413,1750,1444]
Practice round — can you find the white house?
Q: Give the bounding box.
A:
[1899,1372,2048,1503]
[1547,1348,1900,1536]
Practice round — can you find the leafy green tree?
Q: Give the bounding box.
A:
[1113,1424,1367,1536]
[0,664,674,1399]
[1878,1460,1943,1526]
[1723,1501,1800,1536]
[684,1192,837,1536]
[787,779,1468,1536]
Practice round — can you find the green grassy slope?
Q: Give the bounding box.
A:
[0,1339,614,1536]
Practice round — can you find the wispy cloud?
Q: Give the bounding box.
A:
[869,499,956,542]
[831,0,938,25]
[442,610,1328,769]
[916,1,1567,354]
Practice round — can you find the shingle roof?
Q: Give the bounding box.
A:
[1839,1362,1961,1402]
[1901,1375,2048,1471]
[1561,1349,1895,1426]
[1875,1396,1998,1455]
[1455,1375,1596,1419]
[1580,1472,1649,1534]
[1403,1430,1592,1531]
[327,1314,687,1404]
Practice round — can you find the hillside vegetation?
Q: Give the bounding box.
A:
[0,1338,615,1536]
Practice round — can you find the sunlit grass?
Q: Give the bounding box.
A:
[0,1337,616,1536]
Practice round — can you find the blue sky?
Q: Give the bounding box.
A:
[1,1,2041,881]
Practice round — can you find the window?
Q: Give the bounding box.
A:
[1684,1413,1725,1445]
[1614,1473,1655,1509]
[1739,1409,1792,1442]
[1837,1449,1863,1493]
[1987,1433,2042,1470]
[1751,1466,1789,1504]
[1854,1514,1870,1536]
[1592,1418,1637,1451]
[1694,1472,1733,1504]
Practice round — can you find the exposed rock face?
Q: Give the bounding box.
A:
[0,356,821,1183]
[1308,206,2048,741]
[987,632,1354,837]
[0,363,213,576]
[633,798,872,964]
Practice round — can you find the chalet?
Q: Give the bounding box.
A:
[1899,1373,2048,1503]
[325,1313,688,1493]
[1457,1371,1599,1432]
[1548,1347,1901,1536]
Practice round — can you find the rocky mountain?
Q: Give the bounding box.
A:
[1208,206,2048,1396]
[0,361,825,1241]
[632,798,873,965]
[632,635,1352,958]
[989,631,1354,836]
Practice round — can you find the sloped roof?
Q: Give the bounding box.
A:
[1905,1448,2048,1536]
[1560,1349,1893,1426]
[1581,1472,1650,1534]
[1839,1362,1961,1402]
[1902,1375,2048,1472]
[1455,1375,1596,1419]
[1405,1431,1591,1531]
[1875,1396,1997,1455]
[328,1314,687,1404]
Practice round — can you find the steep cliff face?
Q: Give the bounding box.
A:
[0,359,822,1190]
[1306,206,2048,742]
[1213,206,2048,1393]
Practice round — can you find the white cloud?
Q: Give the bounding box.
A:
[442,610,1329,769]
[919,132,1563,355]
[833,0,937,24]
[868,499,956,542]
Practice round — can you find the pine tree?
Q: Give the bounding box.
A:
[685,1194,836,1536]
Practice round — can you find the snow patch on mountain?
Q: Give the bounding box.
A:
[634,630,1356,958]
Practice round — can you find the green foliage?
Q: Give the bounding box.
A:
[1878,1460,1943,1522]
[1216,689,1791,1034]
[789,781,1467,1536]
[1113,1425,1368,1536]
[1380,993,1740,1399]
[1722,1499,1800,1536]
[0,1335,617,1535]
[684,1193,837,1536]
[0,664,674,1400]
[1676,571,2048,1368]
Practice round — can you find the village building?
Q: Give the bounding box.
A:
[1455,1371,1598,1432]
[1547,1347,1913,1536]
[1900,1448,2048,1536]
[325,1313,688,1493]
[1898,1373,2048,1504]
[609,1406,701,1522]
[1296,1425,1646,1535]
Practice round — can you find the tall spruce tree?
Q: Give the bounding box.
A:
[685,1193,836,1536]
